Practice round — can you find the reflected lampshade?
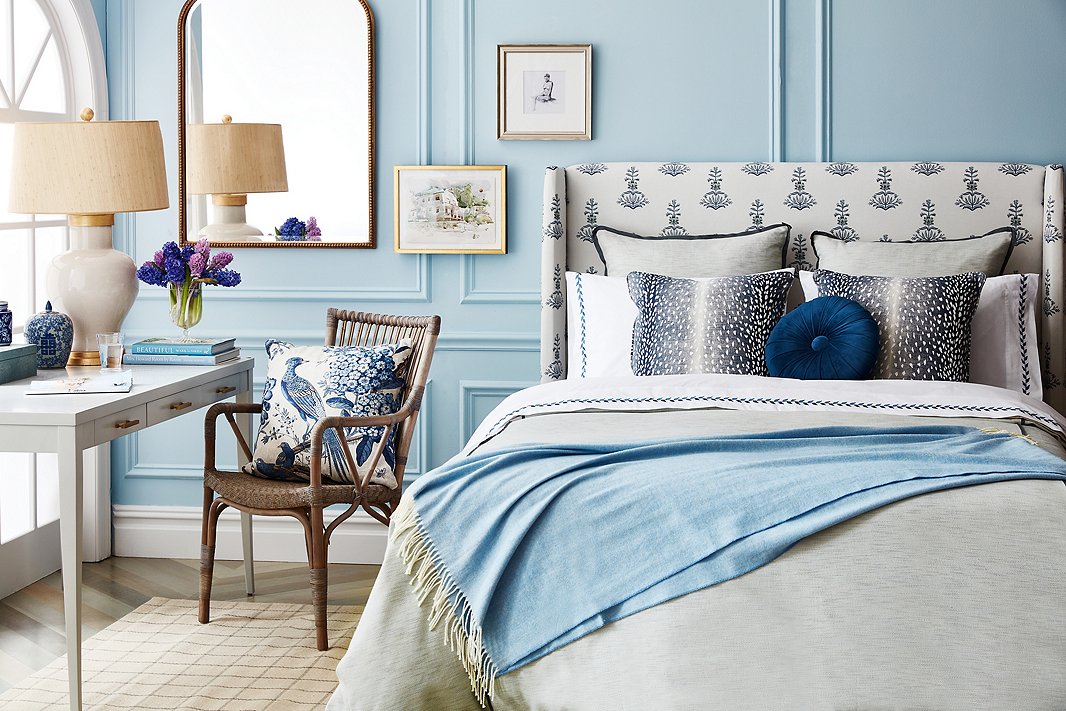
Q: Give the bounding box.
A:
[187,118,288,196]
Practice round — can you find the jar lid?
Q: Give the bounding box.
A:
[0,301,7,310]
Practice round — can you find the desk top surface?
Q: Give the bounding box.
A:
[0,358,254,427]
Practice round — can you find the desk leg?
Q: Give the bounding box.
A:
[58,429,84,711]
[237,389,255,595]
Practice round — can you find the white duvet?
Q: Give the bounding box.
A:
[331,374,1066,711]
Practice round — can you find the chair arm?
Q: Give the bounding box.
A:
[204,402,263,473]
[305,403,420,490]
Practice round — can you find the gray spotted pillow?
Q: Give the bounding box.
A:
[812,269,986,382]
[628,269,795,376]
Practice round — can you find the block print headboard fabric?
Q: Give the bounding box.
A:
[540,162,1066,414]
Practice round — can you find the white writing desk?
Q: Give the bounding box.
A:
[0,358,256,710]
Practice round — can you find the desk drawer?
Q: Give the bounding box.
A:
[199,373,246,406]
[146,390,205,427]
[95,403,148,444]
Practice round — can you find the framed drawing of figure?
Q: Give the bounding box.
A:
[497,44,592,140]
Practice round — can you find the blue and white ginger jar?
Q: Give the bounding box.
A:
[25,301,74,369]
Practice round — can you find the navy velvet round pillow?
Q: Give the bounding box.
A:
[765,296,879,380]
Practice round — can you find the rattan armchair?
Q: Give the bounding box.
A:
[198,309,441,650]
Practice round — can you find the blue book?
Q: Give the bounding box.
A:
[122,349,240,366]
[129,337,236,355]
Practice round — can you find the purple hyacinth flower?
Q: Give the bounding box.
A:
[279,217,306,239]
[214,269,242,287]
[152,250,165,267]
[136,262,167,286]
[193,239,211,261]
[208,251,233,271]
[306,216,321,238]
[189,253,207,277]
[162,241,182,260]
[164,256,187,284]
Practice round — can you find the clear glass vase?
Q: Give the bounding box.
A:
[169,280,203,341]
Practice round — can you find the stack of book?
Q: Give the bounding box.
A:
[123,337,240,366]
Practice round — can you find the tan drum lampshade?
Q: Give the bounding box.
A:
[7,109,168,366]
[8,110,169,220]
[187,118,288,196]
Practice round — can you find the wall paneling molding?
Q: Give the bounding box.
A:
[769,0,783,161]
[815,0,833,161]
[134,255,430,303]
[418,0,432,165]
[459,380,537,445]
[111,0,136,256]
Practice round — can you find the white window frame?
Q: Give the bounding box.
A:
[0,1,110,591]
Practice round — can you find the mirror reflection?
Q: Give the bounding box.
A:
[180,0,373,247]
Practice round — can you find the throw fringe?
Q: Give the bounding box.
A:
[391,496,498,707]
[980,427,1039,446]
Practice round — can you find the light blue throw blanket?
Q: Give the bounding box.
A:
[391,426,1066,704]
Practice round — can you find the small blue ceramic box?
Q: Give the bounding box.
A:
[0,343,38,385]
[0,301,11,346]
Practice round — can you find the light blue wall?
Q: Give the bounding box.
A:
[103,0,1066,506]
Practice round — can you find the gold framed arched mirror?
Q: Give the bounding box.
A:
[177,0,375,248]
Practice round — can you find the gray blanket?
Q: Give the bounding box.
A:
[329,409,1066,710]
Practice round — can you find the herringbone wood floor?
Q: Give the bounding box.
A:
[0,557,380,694]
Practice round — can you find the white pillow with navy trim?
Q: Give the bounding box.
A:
[800,271,1041,397]
[565,271,637,379]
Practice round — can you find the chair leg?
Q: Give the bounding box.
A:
[310,504,328,651]
[241,511,255,595]
[199,491,225,624]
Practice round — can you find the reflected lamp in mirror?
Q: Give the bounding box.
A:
[187,115,288,241]
[8,108,169,366]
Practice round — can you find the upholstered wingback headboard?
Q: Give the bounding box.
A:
[540,161,1066,412]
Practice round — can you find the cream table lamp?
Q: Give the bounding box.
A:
[188,115,287,241]
[8,108,169,366]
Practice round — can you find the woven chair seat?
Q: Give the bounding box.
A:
[205,469,399,510]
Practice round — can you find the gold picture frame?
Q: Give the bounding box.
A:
[394,165,507,254]
[497,44,592,140]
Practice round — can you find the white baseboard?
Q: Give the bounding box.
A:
[112,505,388,564]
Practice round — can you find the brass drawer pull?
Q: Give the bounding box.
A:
[216,385,237,395]
[115,419,141,429]
[170,401,194,411]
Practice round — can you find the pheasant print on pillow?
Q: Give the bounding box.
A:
[245,339,411,487]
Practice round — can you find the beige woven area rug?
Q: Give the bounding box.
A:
[0,597,359,710]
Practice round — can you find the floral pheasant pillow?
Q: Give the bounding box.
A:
[244,339,412,487]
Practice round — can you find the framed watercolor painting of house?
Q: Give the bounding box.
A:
[393,165,507,254]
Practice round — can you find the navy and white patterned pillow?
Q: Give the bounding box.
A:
[812,269,986,382]
[244,339,412,487]
[628,269,795,376]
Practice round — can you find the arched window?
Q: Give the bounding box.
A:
[0,0,107,333]
[0,0,106,590]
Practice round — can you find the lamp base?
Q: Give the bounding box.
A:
[198,201,264,242]
[47,221,138,363]
[68,350,101,367]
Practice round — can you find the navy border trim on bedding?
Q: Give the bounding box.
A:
[1019,274,1032,396]
[480,394,1060,443]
